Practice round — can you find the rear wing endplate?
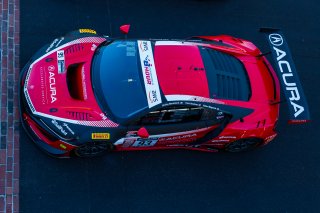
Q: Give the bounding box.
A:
[260,28,310,124]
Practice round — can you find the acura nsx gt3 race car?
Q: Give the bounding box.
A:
[20,26,310,158]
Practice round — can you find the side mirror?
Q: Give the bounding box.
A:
[120,24,130,35]
[137,127,149,138]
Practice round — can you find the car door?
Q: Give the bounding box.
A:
[119,104,225,148]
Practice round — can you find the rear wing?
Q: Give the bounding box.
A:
[260,28,310,124]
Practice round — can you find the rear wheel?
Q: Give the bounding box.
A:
[225,138,263,152]
[73,142,114,157]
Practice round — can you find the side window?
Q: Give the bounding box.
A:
[136,105,224,125]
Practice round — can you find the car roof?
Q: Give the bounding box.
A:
[153,41,251,102]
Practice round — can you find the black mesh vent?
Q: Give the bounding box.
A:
[67,111,90,120]
[200,47,251,101]
[216,74,242,100]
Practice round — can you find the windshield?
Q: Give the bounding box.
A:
[92,40,148,120]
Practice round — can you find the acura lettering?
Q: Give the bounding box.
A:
[269,33,283,46]
[49,71,57,103]
[272,44,304,118]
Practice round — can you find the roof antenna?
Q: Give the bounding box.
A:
[120,24,130,39]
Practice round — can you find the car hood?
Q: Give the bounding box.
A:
[23,36,117,124]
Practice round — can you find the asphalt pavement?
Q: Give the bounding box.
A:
[20,0,320,212]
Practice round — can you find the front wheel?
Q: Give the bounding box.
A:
[73,142,114,157]
[225,138,263,152]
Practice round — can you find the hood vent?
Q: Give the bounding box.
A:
[66,63,85,100]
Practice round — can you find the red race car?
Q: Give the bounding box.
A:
[19,26,310,158]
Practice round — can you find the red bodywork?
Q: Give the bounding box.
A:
[21,33,280,157]
[117,38,280,152]
[24,37,111,124]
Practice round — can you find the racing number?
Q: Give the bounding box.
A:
[57,50,65,73]
[57,51,64,59]
[132,138,158,147]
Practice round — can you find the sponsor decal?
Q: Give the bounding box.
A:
[208,143,225,146]
[81,67,88,100]
[99,113,107,120]
[48,65,55,72]
[143,56,153,85]
[49,71,57,103]
[138,40,162,108]
[59,144,67,149]
[159,133,197,144]
[211,139,230,142]
[51,119,68,136]
[57,50,65,73]
[79,29,97,34]
[148,90,159,104]
[167,144,188,147]
[40,67,47,104]
[202,104,219,111]
[46,38,59,53]
[139,41,149,52]
[269,33,283,46]
[268,34,304,118]
[264,134,277,143]
[91,133,110,140]
[24,90,36,112]
[184,102,201,107]
[288,119,308,124]
[24,67,32,88]
[219,136,236,139]
[91,44,97,51]
[162,102,182,107]
[56,37,64,47]
[165,95,224,105]
[62,123,75,135]
[216,115,224,119]
[46,37,64,53]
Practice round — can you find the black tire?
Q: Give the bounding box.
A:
[225,138,263,152]
[73,142,114,157]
